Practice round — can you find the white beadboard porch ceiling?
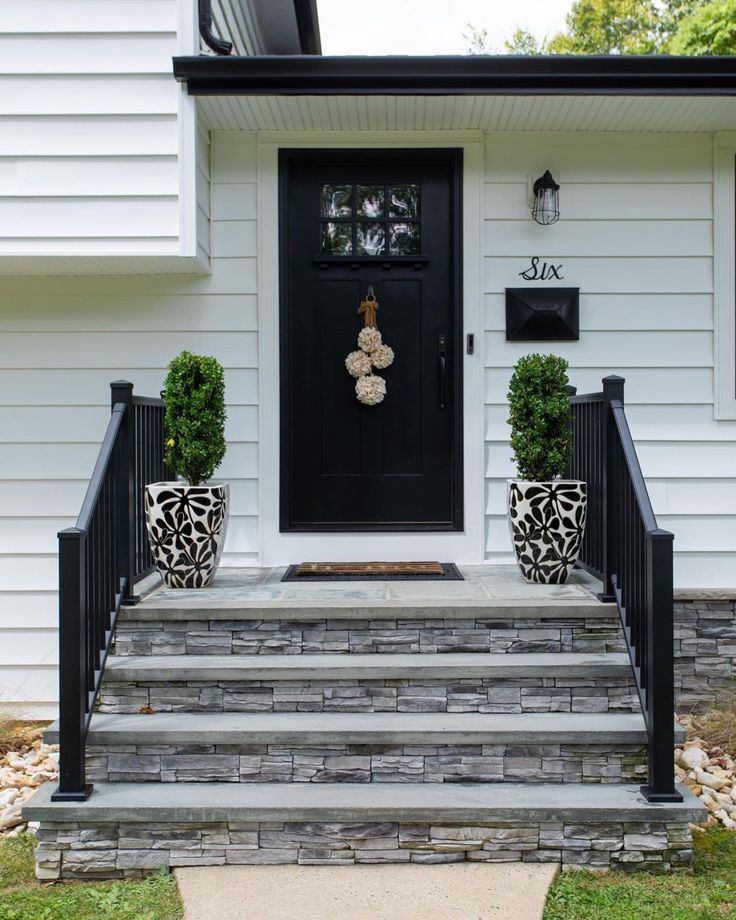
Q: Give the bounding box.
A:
[197,94,736,133]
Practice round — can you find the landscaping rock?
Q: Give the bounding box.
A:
[679,747,710,771]
[0,728,58,837]
[676,721,735,832]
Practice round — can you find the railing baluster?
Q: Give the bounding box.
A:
[137,404,144,573]
[91,514,100,686]
[111,382,136,605]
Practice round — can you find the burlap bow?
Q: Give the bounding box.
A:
[358,293,379,328]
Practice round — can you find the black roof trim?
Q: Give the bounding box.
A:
[294,0,321,55]
[173,54,736,96]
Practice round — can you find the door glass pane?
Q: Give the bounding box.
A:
[321,222,353,254]
[321,185,353,218]
[357,222,385,255]
[389,185,419,219]
[356,186,384,218]
[389,222,420,255]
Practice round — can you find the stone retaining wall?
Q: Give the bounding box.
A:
[98,676,638,714]
[85,742,647,785]
[674,598,736,711]
[113,617,626,657]
[34,819,693,878]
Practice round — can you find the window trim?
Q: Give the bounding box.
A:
[715,139,736,419]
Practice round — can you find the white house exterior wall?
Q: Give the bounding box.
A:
[481,131,729,592]
[0,127,734,716]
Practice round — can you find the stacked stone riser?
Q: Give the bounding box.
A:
[86,742,648,785]
[113,616,626,657]
[34,820,692,878]
[674,599,736,711]
[98,677,639,714]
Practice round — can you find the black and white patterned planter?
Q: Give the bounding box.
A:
[507,480,587,585]
[145,482,229,589]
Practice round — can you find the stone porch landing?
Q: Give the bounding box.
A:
[134,564,604,611]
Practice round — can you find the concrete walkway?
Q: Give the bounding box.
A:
[175,863,559,920]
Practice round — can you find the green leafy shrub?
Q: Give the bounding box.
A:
[163,351,226,486]
[507,353,572,481]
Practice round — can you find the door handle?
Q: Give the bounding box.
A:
[438,334,447,410]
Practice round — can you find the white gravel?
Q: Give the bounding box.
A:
[0,731,58,837]
[676,732,736,830]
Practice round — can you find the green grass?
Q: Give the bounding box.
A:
[544,827,736,920]
[0,833,183,920]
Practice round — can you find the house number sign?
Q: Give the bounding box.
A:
[519,257,564,281]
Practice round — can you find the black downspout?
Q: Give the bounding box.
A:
[199,0,232,55]
[293,0,322,55]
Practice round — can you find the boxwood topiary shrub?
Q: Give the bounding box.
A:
[507,353,572,482]
[163,351,226,486]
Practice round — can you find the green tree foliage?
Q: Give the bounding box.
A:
[504,28,546,54]
[656,0,701,44]
[546,0,659,53]
[666,0,736,53]
[507,354,573,482]
[463,23,545,54]
[462,23,490,54]
[163,351,226,486]
[465,0,736,57]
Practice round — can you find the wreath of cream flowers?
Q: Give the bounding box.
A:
[345,296,395,405]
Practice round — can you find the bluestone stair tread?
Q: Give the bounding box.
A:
[24,780,705,825]
[103,651,632,681]
[45,711,653,745]
[121,597,610,622]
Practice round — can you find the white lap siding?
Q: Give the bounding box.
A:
[0,133,259,716]
[0,1,183,267]
[482,131,735,589]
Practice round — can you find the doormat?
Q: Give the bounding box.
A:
[282,562,464,582]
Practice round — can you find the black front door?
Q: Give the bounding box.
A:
[280,149,463,532]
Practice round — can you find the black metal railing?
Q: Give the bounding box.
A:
[569,376,681,803]
[133,395,169,578]
[569,388,605,585]
[52,382,166,801]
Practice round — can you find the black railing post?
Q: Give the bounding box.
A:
[51,529,92,802]
[111,381,137,605]
[642,529,682,802]
[600,375,625,603]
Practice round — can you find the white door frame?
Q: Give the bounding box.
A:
[256,130,485,565]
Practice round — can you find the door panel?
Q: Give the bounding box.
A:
[280,149,463,531]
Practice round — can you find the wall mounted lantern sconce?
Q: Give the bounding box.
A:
[531,170,560,226]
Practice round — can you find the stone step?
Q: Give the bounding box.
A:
[83,740,649,785]
[25,781,704,877]
[125,598,611,623]
[48,711,650,747]
[98,651,639,714]
[104,651,632,682]
[46,712,656,785]
[113,608,623,658]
